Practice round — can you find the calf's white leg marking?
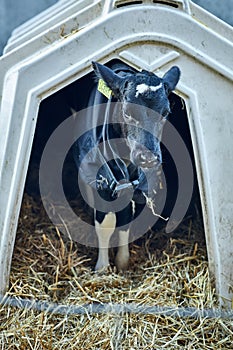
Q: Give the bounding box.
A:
[95,212,116,270]
[115,229,130,270]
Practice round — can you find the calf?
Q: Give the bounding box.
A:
[73,61,180,270]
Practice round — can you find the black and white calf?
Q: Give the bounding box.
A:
[73,61,180,270]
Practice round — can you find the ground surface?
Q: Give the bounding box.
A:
[0,195,232,349]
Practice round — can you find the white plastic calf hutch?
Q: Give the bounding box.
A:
[0,0,232,307]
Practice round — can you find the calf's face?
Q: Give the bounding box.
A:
[92,62,180,170]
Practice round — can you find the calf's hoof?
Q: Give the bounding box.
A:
[95,261,110,271]
[115,253,129,271]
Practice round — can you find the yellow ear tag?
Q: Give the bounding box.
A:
[97,79,112,99]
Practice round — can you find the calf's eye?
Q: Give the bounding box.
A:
[162,107,171,118]
[124,113,132,120]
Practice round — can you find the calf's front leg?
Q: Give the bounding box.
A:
[115,229,130,270]
[95,211,116,270]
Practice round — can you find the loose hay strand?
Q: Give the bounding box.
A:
[143,192,169,221]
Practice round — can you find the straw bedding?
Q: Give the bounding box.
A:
[0,194,232,349]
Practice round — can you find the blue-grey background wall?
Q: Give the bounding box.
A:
[0,0,232,55]
[0,0,57,54]
[193,0,233,26]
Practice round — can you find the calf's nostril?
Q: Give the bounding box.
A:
[138,154,147,163]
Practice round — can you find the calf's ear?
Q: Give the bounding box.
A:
[162,66,181,95]
[92,61,123,95]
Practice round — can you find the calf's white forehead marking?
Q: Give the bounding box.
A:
[135,82,163,98]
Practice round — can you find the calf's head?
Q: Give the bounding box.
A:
[92,61,180,169]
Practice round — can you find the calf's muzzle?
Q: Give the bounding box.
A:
[132,146,162,168]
